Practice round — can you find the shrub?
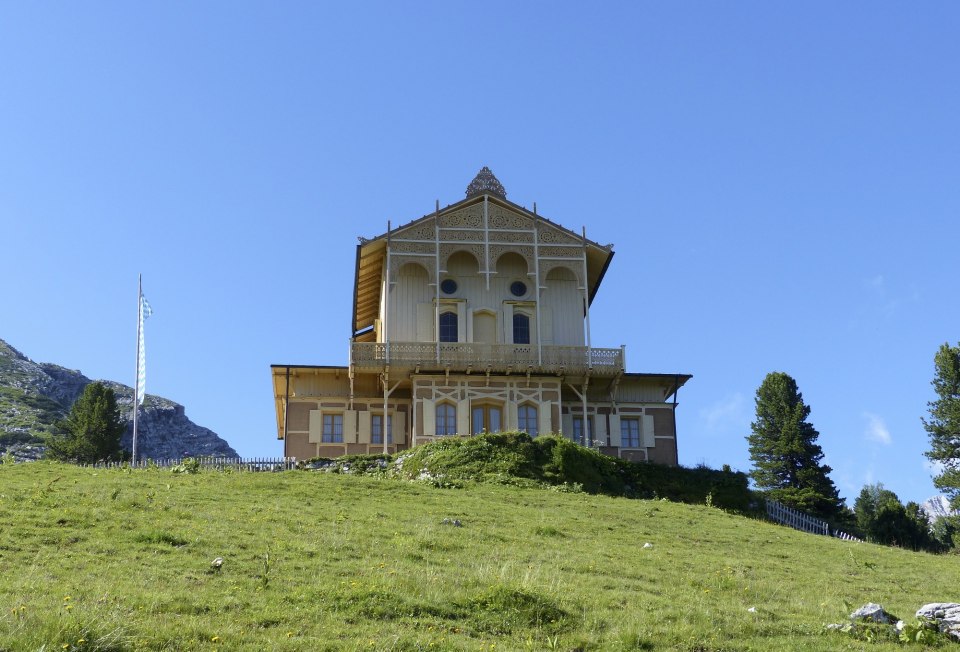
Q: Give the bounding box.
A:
[619,460,751,511]
[390,431,751,509]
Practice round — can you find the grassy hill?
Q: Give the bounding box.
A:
[1,460,957,651]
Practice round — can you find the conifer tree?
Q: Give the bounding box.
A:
[47,382,126,463]
[747,371,842,517]
[853,483,937,551]
[924,342,960,508]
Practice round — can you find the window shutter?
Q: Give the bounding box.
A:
[357,411,371,444]
[416,303,434,342]
[394,411,407,444]
[422,399,435,437]
[594,413,608,445]
[308,410,323,443]
[540,306,553,344]
[608,414,621,447]
[538,401,552,437]
[457,398,470,435]
[502,302,514,343]
[642,414,656,448]
[456,302,467,342]
[343,410,358,444]
[561,413,574,440]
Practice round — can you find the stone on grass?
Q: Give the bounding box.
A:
[917,603,960,641]
[851,603,897,624]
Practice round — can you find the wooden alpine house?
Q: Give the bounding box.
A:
[271,168,691,463]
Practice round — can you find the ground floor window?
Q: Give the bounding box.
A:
[372,414,393,444]
[620,417,640,448]
[472,404,502,434]
[518,404,538,436]
[572,416,593,446]
[436,403,456,436]
[322,414,343,443]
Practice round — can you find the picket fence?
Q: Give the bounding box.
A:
[88,457,298,471]
[765,499,862,542]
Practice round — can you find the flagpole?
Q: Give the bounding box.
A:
[132,274,142,465]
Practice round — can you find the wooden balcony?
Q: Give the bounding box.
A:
[351,341,624,377]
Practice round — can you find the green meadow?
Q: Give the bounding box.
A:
[0,461,957,651]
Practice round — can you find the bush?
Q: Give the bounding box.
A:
[534,435,624,494]
[391,431,752,509]
[618,460,751,511]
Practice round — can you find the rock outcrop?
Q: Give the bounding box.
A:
[830,602,960,643]
[917,603,960,641]
[922,495,959,522]
[0,338,236,460]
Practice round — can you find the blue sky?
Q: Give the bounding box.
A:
[2,3,957,506]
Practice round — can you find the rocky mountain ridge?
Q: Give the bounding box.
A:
[0,338,236,460]
[922,495,958,522]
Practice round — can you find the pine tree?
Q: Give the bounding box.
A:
[747,371,842,517]
[924,342,960,508]
[47,382,126,463]
[853,483,937,551]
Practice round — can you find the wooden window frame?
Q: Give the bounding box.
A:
[517,404,538,437]
[620,417,640,448]
[322,413,344,443]
[572,415,593,446]
[513,313,531,345]
[439,310,458,343]
[436,402,457,436]
[371,414,393,444]
[471,401,503,434]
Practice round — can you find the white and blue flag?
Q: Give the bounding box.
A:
[137,294,153,405]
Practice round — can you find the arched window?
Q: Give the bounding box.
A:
[439,311,458,343]
[471,403,502,434]
[513,313,530,345]
[518,404,538,437]
[436,403,456,436]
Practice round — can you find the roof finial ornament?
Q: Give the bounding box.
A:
[466,166,507,199]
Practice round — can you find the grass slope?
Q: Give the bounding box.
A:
[1,462,957,651]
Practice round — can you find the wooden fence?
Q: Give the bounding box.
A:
[88,457,298,471]
[766,499,862,542]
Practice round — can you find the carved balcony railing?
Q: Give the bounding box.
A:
[351,341,624,376]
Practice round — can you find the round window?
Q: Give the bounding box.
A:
[440,279,458,295]
[510,281,527,297]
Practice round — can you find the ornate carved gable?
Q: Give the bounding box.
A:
[353,169,615,338]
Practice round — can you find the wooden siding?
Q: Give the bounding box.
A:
[391,263,433,342]
[615,382,673,403]
[541,268,583,346]
[289,372,350,399]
